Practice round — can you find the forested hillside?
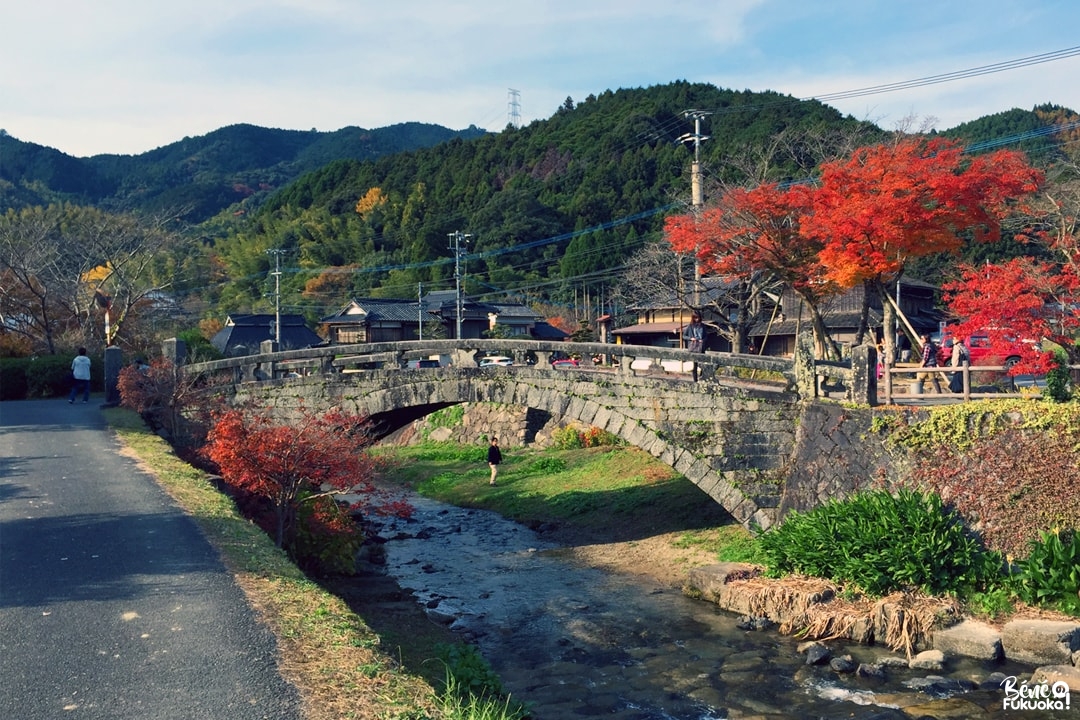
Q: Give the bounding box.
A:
[3,81,1078,338]
[0,122,486,221]
[203,83,882,318]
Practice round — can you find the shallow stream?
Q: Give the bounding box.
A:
[372,492,1068,719]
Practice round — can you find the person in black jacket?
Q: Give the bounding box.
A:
[487,437,502,486]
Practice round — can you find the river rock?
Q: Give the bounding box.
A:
[424,603,460,625]
[856,662,886,679]
[979,671,1010,691]
[1001,618,1080,666]
[803,641,831,665]
[686,563,762,615]
[903,675,977,698]
[931,618,1002,662]
[1030,664,1080,692]
[830,654,856,673]
[909,649,945,671]
[875,653,910,668]
[736,614,775,631]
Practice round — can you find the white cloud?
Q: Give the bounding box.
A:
[3,0,1079,156]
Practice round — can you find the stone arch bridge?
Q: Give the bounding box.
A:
[179,338,884,531]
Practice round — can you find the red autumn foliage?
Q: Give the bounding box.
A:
[201,405,411,550]
[941,258,1073,374]
[665,137,1044,361]
[804,138,1042,289]
[905,427,1080,558]
[665,183,830,298]
[664,182,843,354]
[117,358,218,452]
[943,188,1080,370]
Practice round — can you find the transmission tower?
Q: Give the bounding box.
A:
[507,88,521,129]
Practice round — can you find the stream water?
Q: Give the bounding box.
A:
[371,492,1069,720]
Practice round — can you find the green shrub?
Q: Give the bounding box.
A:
[1044,349,1072,403]
[435,643,505,699]
[551,424,619,449]
[0,358,29,400]
[525,456,566,474]
[1009,528,1080,616]
[551,424,584,449]
[290,492,365,576]
[757,489,1002,597]
[27,354,89,398]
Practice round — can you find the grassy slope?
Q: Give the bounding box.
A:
[375,441,739,546]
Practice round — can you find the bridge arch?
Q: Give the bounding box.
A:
[171,338,917,532]
[226,362,801,530]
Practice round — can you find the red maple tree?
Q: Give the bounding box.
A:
[202,405,409,549]
[941,258,1066,375]
[665,182,841,356]
[802,137,1042,361]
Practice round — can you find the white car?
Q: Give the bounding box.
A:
[479,356,513,367]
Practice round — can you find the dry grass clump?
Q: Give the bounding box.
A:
[799,590,960,657]
[731,572,961,659]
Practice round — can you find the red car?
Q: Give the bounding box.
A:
[934,331,1032,369]
[551,358,579,369]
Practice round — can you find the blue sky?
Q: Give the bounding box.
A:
[4,0,1080,158]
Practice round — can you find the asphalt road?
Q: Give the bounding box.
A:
[0,399,304,720]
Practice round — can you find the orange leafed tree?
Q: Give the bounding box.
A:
[202,406,403,549]
[943,182,1080,373]
[665,183,841,356]
[802,137,1042,360]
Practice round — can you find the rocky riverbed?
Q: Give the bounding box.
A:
[348,487,1073,720]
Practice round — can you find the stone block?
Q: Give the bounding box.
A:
[685,563,760,615]
[909,649,946,671]
[932,619,1003,662]
[1001,619,1080,666]
[1029,664,1080,693]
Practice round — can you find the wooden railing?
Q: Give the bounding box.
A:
[879,361,1071,403]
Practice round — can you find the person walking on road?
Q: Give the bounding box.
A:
[68,347,91,403]
[487,436,502,486]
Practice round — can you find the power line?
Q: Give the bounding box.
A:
[805,46,1080,104]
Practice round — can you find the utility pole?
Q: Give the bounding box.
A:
[678,110,711,307]
[266,248,287,345]
[448,231,471,339]
[418,281,424,341]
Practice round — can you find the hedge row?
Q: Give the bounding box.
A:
[0,355,103,401]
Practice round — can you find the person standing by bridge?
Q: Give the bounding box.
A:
[683,313,706,354]
[487,436,502,486]
[683,313,706,381]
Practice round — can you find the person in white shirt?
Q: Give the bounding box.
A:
[69,347,91,403]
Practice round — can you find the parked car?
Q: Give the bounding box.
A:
[407,359,440,369]
[552,359,579,369]
[933,331,1034,369]
[479,356,513,368]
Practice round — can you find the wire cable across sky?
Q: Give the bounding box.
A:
[806,46,1080,104]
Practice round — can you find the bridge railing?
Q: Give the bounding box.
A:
[178,338,799,390]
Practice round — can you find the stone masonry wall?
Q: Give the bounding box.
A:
[780,403,916,517]
[383,403,557,449]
